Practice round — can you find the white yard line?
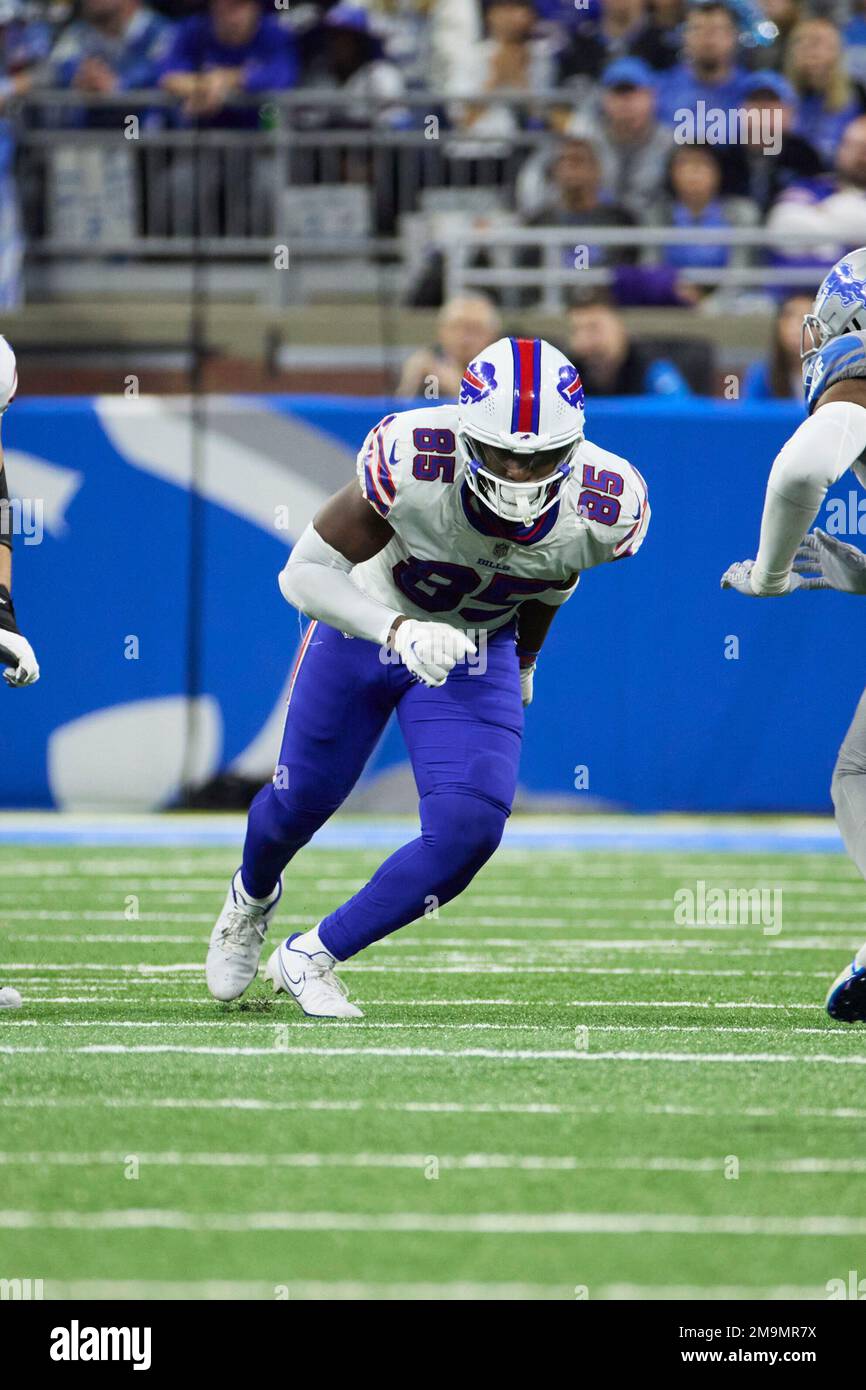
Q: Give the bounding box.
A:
[41,1278,572,1301]
[1,1043,864,1063]
[0,1020,845,1036]
[1,1208,864,1236]
[38,1278,825,1301]
[9,995,827,1011]
[1,1150,862,1175]
[1,963,833,979]
[5,1095,866,1120]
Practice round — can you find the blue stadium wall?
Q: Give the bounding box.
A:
[2,393,863,813]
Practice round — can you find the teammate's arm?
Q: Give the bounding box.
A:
[278,481,476,687]
[722,393,866,596]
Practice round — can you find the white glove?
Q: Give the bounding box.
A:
[0,628,39,686]
[792,529,866,594]
[0,336,17,413]
[391,618,476,687]
[720,558,816,596]
[519,662,535,706]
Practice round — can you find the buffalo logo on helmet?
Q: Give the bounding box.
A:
[556,363,585,409]
[459,359,498,405]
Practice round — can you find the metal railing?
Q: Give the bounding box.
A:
[7,89,852,303]
[443,225,843,311]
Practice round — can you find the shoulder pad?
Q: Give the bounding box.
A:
[356,407,459,519]
[804,331,866,413]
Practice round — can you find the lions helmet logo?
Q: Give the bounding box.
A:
[459,359,497,405]
[822,260,866,310]
[556,364,585,409]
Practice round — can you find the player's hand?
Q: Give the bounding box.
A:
[519,661,535,707]
[391,618,476,687]
[720,558,811,596]
[793,529,866,594]
[0,629,39,686]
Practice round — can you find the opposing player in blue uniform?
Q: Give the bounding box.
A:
[206,336,650,1017]
[722,248,866,1022]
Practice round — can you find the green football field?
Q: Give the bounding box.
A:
[2,824,866,1301]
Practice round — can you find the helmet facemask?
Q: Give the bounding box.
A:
[800,312,829,365]
[460,435,578,524]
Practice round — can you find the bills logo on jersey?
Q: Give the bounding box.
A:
[460,359,498,404]
[556,364,585,409]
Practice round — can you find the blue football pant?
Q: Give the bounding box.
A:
[241,620,523,959]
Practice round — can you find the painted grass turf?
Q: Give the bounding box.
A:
[1,837,866,1301]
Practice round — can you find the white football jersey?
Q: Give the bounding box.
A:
[351,404,649,632]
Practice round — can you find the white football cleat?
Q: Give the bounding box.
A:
[0,987,22,1009]
[263,933,363,1019]
[206,870,282,1002]
[826,940,866,1022]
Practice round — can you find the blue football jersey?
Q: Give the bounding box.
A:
[804,331,866,413]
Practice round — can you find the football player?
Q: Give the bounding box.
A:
[722,247,866,1022]
[207,336,650,1017]
[0,335,39,688]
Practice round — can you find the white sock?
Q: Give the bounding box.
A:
[289,924,336,962]
[237,873,278,908]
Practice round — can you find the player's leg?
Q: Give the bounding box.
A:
[206,621,394,1001]
[827,685,866,1019]
[277,625,522,974]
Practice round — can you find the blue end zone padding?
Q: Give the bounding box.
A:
[3,394,861,813]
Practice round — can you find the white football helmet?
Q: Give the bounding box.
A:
[801,247,866,363]
[456,336,586,524]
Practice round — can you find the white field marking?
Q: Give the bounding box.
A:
[6,876,863,895]
[6,1095,866,1122]
[3,1150,865,1176]
[40,1279,824,1302]
[595,1283,822,1301]
[2,1043,865,1064]
[5,925,864,946]
[17,887,865,911]
[2,963,832,979]
[2,1209,865,1237]
[4,907,864,935]
[42,1278,570,1302]
[14,995,825,1012]
[0,1020,843,1037]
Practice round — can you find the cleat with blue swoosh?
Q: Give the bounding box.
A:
[826,945,866,1022]
[264,934,363,1019]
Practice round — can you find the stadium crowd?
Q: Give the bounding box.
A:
[0,0,865,369]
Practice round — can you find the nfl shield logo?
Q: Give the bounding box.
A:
[493,541,510,560]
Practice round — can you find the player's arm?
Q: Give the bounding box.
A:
[514,594,569,707]
[278,480,475,687]
[0,343,39,688]
[722,390,866,596]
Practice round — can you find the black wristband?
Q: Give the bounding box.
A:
[0,464,12,553]
[0,583,17,635]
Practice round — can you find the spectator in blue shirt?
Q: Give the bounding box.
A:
[656,145,746,269]
[50,0,171,95]
[785,16,866,165]
[160,0,298,127]
[657,2,747,128]
[741,292,813,401]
